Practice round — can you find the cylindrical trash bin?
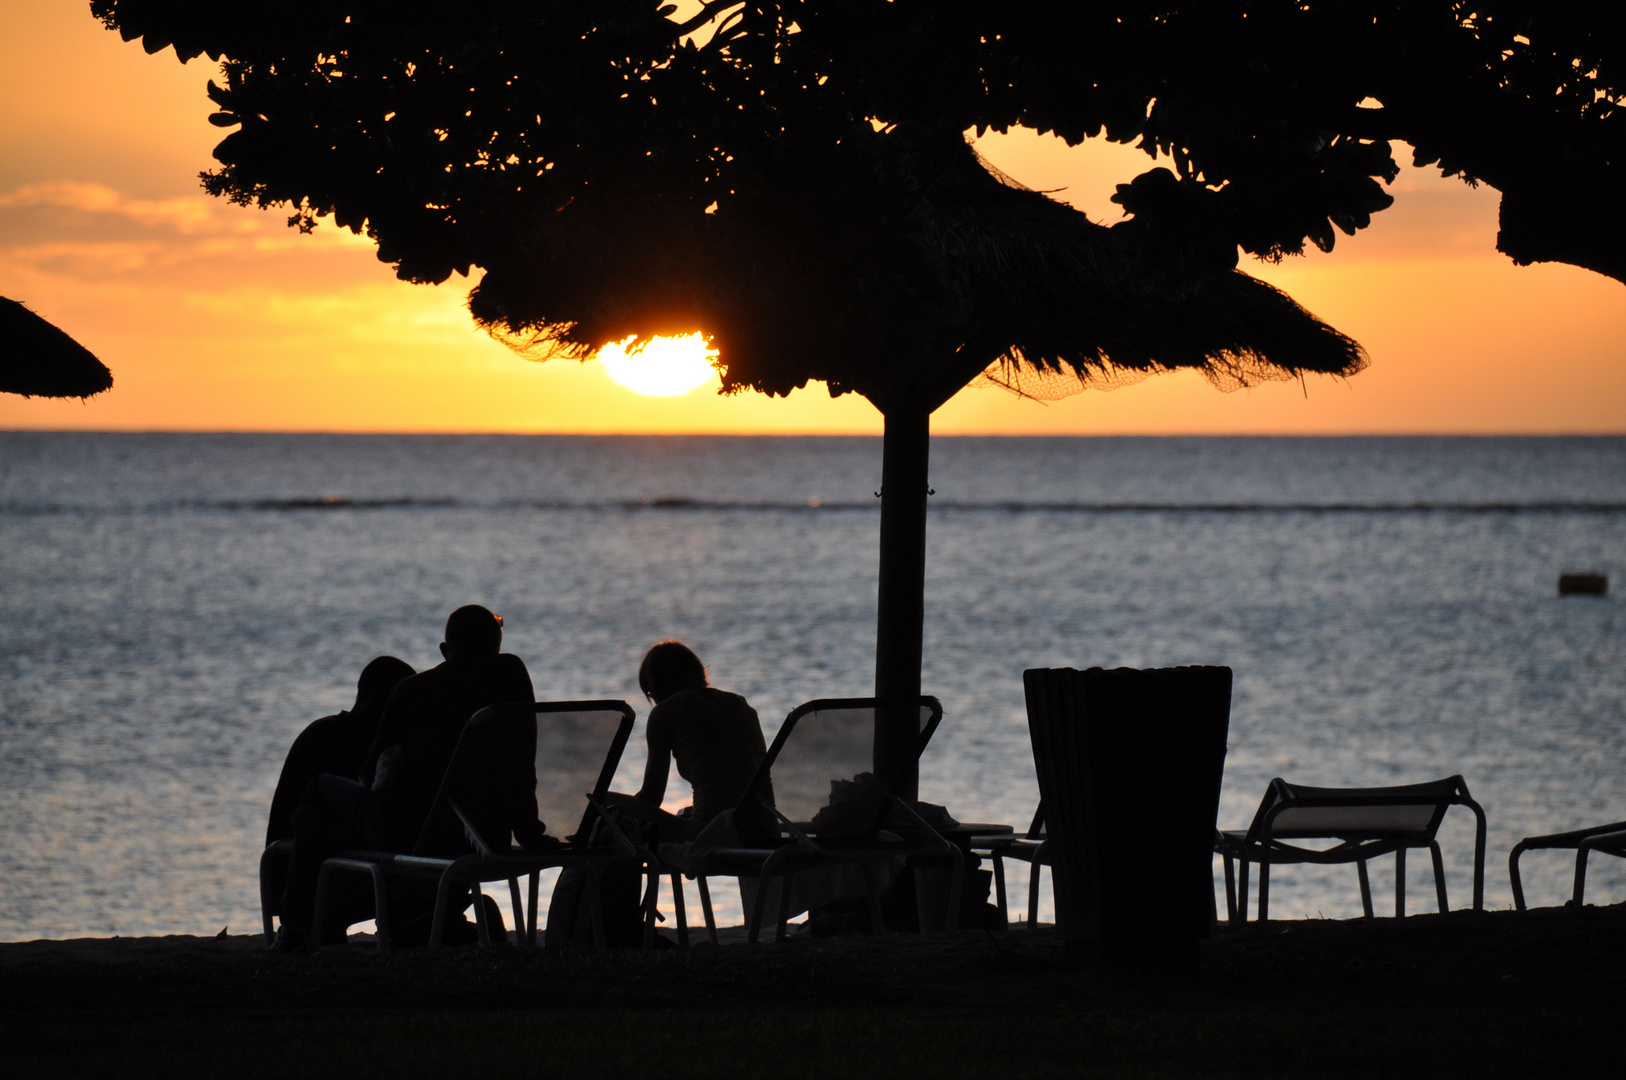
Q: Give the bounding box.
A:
[1023,666,1231,963]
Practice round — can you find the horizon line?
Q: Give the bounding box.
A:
[3,427,1626,439]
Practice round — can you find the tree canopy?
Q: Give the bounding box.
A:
[92,2,1621,409]
[921,2,1625,284]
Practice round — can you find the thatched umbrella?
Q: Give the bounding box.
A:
[730,133,1366,790]
[481,130,1366,794]
[844,136,1365,791]
[0,297,114,399]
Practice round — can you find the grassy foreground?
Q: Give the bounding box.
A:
[5,1007,1618,1079]
[4,908,1625,1078]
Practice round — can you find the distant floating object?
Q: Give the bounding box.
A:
[1559,573,1608,597]
[0,296,114,399]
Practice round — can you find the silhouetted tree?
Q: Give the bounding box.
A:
[98,2,1615,789]
[801,2,1625,283]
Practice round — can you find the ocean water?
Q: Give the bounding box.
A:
[1,432,1623,940]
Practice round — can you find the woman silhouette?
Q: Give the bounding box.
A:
[629,640,772,841]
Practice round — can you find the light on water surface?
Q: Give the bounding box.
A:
[1,434,1623,938]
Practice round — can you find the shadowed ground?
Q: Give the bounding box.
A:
[4,906,1624,1077]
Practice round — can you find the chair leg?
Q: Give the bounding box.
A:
[259,845,282,944]
[1222,853,1237,926]
[429,870,460,948]
[641,858,661,950]
[696,876,719,945]
[1209,866,1219,932]
[1509,843,1529,912]
[1429,842,1449,914]
[1238,858,1250,924]
[508,877,525,946]
[1574,846,1591,909]
[746,871,775,944]
[1357,859,1374,920]
[1471,802,1487,913]
[527,871,540,946]
[669,872,689,947]
[473,884,492,947]
[1394,846,1406,919]
[1258,862,1270,923]
[991,855,1008,924]
[369,864,390,953]
[1027,862,1043,927]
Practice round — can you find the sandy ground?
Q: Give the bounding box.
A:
[3,902,1624,1018]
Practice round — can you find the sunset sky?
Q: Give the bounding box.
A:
[2,1,1622,434]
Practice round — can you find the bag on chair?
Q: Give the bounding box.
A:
[545,805,646,948]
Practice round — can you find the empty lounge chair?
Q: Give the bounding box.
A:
[1509,819,1626,911]
[1215,776,1486,923]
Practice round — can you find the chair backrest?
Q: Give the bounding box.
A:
[1247,775,1475,843]
[736,696,943,839]
[416,699,636,854]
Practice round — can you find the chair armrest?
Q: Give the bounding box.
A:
[1516,821,1626,850]
[1576,828,1626,854]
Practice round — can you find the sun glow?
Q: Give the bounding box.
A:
[595,334,719,396]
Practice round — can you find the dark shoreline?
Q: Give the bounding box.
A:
[5,904,1624,1014]
[6,907,1624,1076]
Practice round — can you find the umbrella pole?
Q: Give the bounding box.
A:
[874,406,931,802]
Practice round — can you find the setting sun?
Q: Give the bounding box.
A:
[595,333,719,397]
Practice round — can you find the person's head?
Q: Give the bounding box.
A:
[352,655,415,718]
[440,605,503,662]
[638,640,708,704]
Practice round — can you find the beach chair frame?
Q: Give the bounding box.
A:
[1215,775,1486,924]
[648,696,964,945]
[300,699,646,950]
[974,801,1050,926]
[1508,820,1626,911]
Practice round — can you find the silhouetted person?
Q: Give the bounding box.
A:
[265,656,416,847]
[274,606,544,951]
[617,640,772,842]
[362,605,545,856]
[263,656,414,918]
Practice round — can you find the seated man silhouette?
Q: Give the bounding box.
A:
[274,606,546,951]
[363,605,548,859]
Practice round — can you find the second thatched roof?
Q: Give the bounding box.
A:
[1,297,114,399]
[918,134,1367,407]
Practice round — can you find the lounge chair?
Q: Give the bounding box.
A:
[973,802,1050,926]
[305,699,642,950]
[1508,819,1626,910]
[647,696,963,945]
[1215,776,1487,923]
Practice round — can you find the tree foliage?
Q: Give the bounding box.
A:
[921,2,1626,282]
[91,2,1621,409]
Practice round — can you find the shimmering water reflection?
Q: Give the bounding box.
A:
[1,434,1622,938]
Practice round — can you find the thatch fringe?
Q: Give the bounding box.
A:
[921,137,1366,402]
